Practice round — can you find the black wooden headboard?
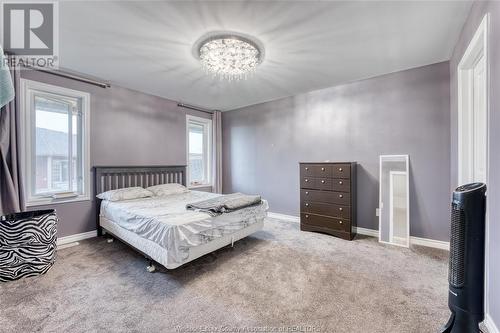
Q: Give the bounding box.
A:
[93,165,186,236]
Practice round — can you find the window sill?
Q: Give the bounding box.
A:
[26,195,91,207]
[188,184,212,190]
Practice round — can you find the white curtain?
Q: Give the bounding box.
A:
[212,111,222,193]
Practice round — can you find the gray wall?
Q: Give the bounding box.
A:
[449,1,500,326]
[222,62,451,241]
[20,70,210,237]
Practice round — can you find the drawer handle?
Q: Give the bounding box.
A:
[339,207,343,211]
[305,179,309,182]
[305,167,309,171]
[339,221,343,224]
[339,168,343,172]
[305,203,309,207]
[321,180,325,184]
[339,181,343,185]
[321,167,325,171]
[305,215,309,218]
[305,191,309,195]
[339,194,343,198]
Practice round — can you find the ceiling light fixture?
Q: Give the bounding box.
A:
[197,34,263,81]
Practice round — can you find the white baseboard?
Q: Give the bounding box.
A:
[354,226,379,237]
[485,314,500,333]
[57,230,97,246]
[267,212,449,250]
[267,212,300,223]
[410,235,449,250]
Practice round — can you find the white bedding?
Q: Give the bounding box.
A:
[100,191,268,264]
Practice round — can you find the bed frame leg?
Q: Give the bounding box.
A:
[104,233,113,243]
[146,260,156,273]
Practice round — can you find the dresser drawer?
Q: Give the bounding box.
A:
[332,178,350,192]
[301,177,332,190]
[301,201,350,219]
[333,164,351,178]
[301,189,350,205]
[300,164,333,178]
[299,162,356,241]
[301,213,350,232]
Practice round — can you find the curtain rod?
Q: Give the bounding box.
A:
[3,51,110,88]
[25,65,111,89]
[177,103,215,114]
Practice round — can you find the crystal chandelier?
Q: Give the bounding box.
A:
[198,35,262,81]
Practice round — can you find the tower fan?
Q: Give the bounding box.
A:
[440,183,486,333]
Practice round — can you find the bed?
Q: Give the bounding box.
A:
[94,166,268,270]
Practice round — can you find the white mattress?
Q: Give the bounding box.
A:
[101,217,264,269]
[100,190,268,265]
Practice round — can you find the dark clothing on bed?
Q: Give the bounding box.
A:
[186,193,262,216]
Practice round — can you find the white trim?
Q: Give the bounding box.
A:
[485,313,500,333]
[457,14,490,186]
[410,236,449,251]
[57,230,97,246]
[26,197,91,207]
[354,226,379,237]
[360,227,449,250]
[267,212,300,223]
[58,242,80,250]
[188,184,213,190]
[457,13,491,318]
[268,212,449,250]
[20,79,91,207]
[389,172,394,243]
[379,156,382,241]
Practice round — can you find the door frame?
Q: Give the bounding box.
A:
[457,13,490,314]
[458,14,490,185]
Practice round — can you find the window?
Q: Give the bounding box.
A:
[186,115,212,187]
[21,79,90,206]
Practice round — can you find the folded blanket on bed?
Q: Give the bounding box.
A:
[186,192,262,216]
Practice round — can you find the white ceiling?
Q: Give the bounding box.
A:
[59,1,472,111]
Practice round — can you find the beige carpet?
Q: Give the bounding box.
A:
[0,218,451,333]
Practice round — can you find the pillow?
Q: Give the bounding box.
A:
[96,187,153,202]
[147,183,189,197]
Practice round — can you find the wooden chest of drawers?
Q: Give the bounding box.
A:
[299,162,357,240]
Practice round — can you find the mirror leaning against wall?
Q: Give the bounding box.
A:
[379,155,410,247]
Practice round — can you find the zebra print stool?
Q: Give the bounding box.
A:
[0,209,58,282]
